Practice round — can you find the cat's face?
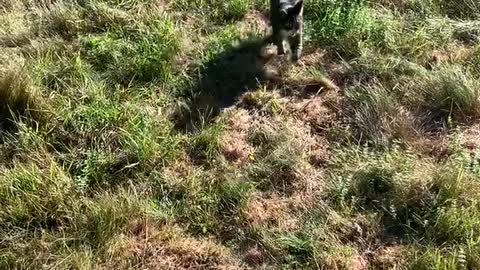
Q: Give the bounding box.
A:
[278,0,303,32]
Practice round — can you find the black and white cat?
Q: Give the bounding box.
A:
[270,0,304,62]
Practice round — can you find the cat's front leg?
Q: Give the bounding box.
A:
[272,28,285,55]
[289,33,302,63]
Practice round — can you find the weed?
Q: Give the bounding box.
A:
[409,248,456,269]
[189,120,225,163]
[74,149,117,190]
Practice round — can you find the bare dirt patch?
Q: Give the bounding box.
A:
[220,131,254,164]
[310,136,330,166]
[411,134,451,162]
[349,254,368,270]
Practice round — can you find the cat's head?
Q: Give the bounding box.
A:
[278,0,303,31]
[279,0,303,18]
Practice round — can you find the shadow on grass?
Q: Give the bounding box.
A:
[172,33,342,133]
[172,36,278,131]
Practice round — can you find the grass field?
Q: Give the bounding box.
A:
[1,0,480,269]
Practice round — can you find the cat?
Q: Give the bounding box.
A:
[270,0,304,62]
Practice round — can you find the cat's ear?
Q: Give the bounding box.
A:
[288,0,303,15]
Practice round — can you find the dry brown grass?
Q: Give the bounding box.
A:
[219,108,255,164]
[458,123,480,151]
[0,4,32,47]
[420,45,479,69]
[370,246,407,269]
[284,94,340,131]
[0,68,45,130]
[100,222,246,270]
[243,193,300,230]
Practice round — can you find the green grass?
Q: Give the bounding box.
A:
[2,0,480,269]
[305,0,372,54]
[82,17,179,84]
[172,0,267,25]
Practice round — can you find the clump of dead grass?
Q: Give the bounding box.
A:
[0,3,32,47]
[219,118,255,164]
[243,193,300,231]
[0,68,45,130]
[343,82,419,146]
[246,117,321,195]
[440,0,480,20]
[103,223,245,270]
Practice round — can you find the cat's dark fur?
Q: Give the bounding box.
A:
[270,0,304,62]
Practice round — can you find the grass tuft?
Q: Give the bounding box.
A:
[413,65,480,122]
[439,0,480,20]
[0,160,73,229]
[0,69,44,131]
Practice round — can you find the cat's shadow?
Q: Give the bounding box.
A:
[173,35,285,131]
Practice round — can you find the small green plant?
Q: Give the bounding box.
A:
[74,149,117,190]
[190,121,225,163]
[355,166,396,208]
[120,108,181,166]
[278,233,316,266]
[430,203,480,245]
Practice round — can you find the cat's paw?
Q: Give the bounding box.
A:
[277,45,285,55]
[290,54,303,65]
[260,43,278,58]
